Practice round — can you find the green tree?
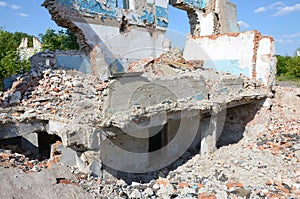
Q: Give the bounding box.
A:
[0,29,32,90]
[287,56,300,78]
[0,51,29,77]
[0,28,80,91]
[39,28,79,50]
[276,51,300,82]
[276,55,290,76]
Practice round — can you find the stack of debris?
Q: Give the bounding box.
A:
[1,85,299,199]
[128,47,204,75]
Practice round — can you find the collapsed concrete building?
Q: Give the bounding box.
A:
[0,0,276,177]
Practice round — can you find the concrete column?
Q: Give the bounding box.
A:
[200,108,226,156]
[21,133,39,156]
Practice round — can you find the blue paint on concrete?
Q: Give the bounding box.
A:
[133,102,140,106]
[76,0,117,18]
[203,59,250,77]
[183,0,206,9]
[57,0,171,27]
[156,19,168,27]
[156,6,168,18]
[132,14,137,21]
[141,10,155,23]
[193,94,203,101]
[105,0,117,8]
[155,6,168,27]
[57,55,91,73]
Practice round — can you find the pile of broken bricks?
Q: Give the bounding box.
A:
[0,86,299,198]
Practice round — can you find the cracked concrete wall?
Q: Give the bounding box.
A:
[183,31,276,87]
[43,0,169,80]
[170,0,239,36]
[43,0,241,81]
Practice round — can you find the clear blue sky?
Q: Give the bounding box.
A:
[0,0,299,55]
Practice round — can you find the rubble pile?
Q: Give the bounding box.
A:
[0,85,299,198]
[72,86,300,199]
[0,146,49,173]
[128,47,204,75]
[0,63,104,127]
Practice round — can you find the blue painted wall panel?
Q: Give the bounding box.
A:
[203,59,250,77]
[57,55,91,74]
[155,6,168,18]
[156,19,168,27]
[141,10,155,24]
[193,94,204,101]
[183,0,206,9]
[105,0,117,8]
[66,0,118,17]
[155,6,168,27]
[57,0,170,28]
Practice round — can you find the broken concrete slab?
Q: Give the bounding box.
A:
[0,120,46,140]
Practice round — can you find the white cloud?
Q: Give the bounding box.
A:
[288,32,300,38]
[10,4,21,10]
[276,39,294,44]
[237,20,250,28]
[269,2,285,10]
[279,32,300,38]
[254,7,267,13]
[0,1,7,7]
[254,2,286,14]
[18,13,28,17]
[275,32,300,44]
[272,3,300,16]
[0,1,22,10]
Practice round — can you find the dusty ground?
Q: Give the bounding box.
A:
[0,86,299,199]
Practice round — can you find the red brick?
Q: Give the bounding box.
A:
[157,178,169,186]
[178,182,190,188]
[226,181,243,189]
[198,192,216,199]
[198,183,205,189]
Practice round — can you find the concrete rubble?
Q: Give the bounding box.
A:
[0,47,272,175]
[0,86,299,198]
[1,0,296,198]
[1,0,278,175]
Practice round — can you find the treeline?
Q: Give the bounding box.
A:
[276,54,300,81]
[0,28,79,91]
[39,29,79,51]
[0,30,33,86]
